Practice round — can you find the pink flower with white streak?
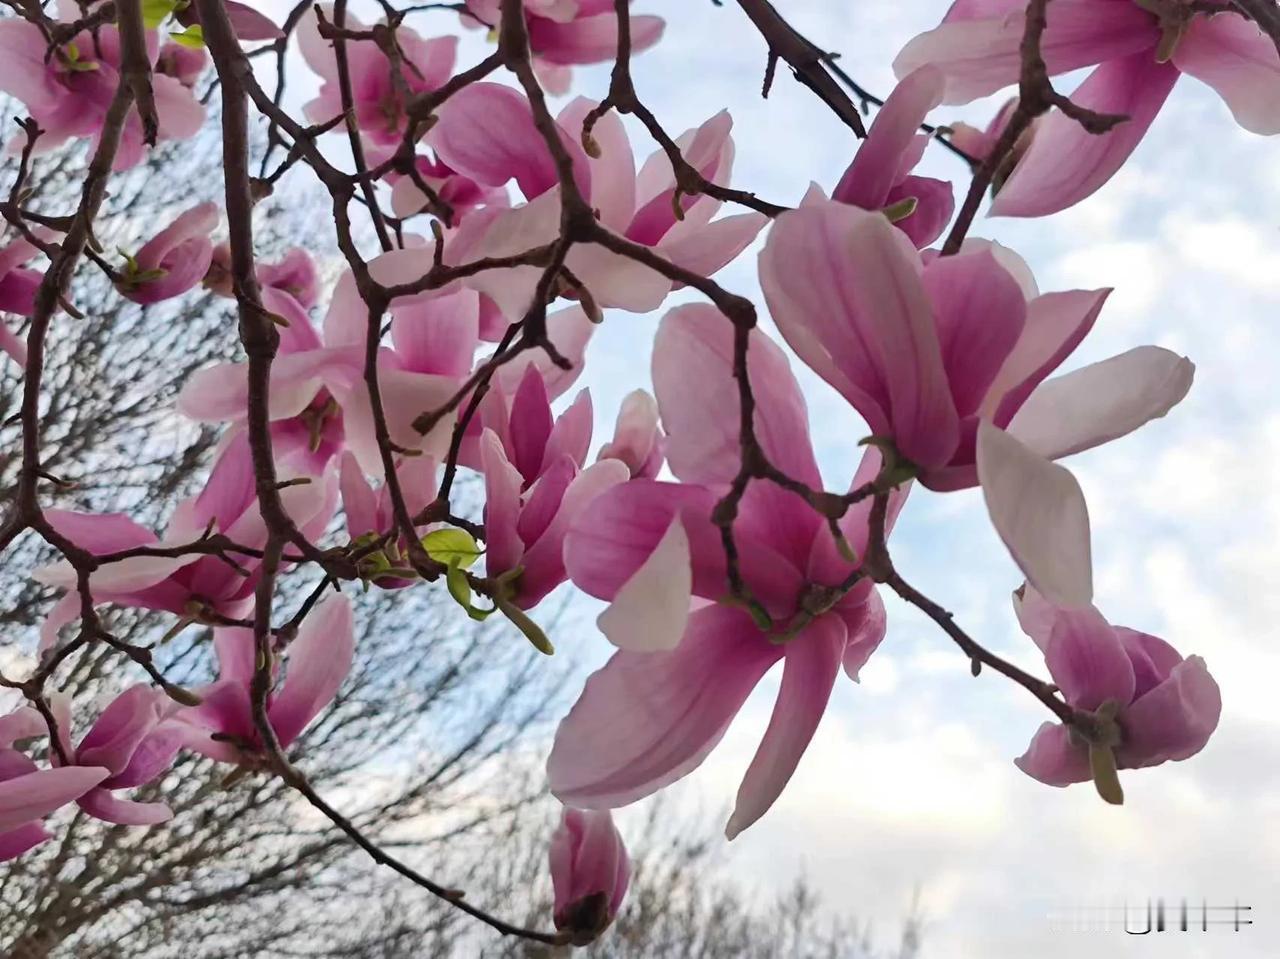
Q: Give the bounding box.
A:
[549,304,901,838]
[117,202,219,305]
[0,6,204,170]
[894,1,1280,216]
[832,67,955,248]
[176,595,355,765]
[462,0,664,95]
[433,84,766,319]
[1012,583,1221,795]
[0,233,44,368]
[1,707,108,861]
[48,686,185,825]
[34,432,338,651]
[298,5,457,162]
[760,196,1194,605]
[549,806,630,944]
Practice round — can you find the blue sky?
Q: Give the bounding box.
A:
[257,2,1280,953]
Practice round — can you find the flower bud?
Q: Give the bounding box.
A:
[549,807,630,945]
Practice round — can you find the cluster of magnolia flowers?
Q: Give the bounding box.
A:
[1,0,1275,944]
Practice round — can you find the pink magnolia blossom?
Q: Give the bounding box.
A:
[0,10,204,170]
[432,85,766,318]
[183,249,480,476]
[176,1,284,42]
[480,366,628,609]
[298,6,457,161]
[946,97,1020,163]
[34,432,338,650]
[339,450,440,589]
[155,41,208,88]
[549,806,630,945]
[117,202,219,305]
[176,594,355,764]
[1012,585,1221,792]
[1,707,109,861]
[0,234,44,368]
[596,389,664,479]
[832,66,956,248]
[760,196,1194,604]
[549,304,902,838]
[205,246,319,310]
[895,2,1280,216]
[48,686,185,825]
[388,153,511,226]
[462,0,664,95]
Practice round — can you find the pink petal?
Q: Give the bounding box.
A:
[390,289,480,378]
[892,1,1158,105]
[839,588,889,682]
[530,12,664,65]
[151,73,206,142]
[510,364,555,482]
[1174,13,1280,135]
[596,518,691,652]
[922,248,1026,418]
[545,388,594,471]
[725,613,845,839]
[225,1,284,40]
[1007,346,1194,461]
[268,594,355,747]
[976,421,1092,607]
[0,766,110,833]
[834,66,945,210]
[654,211,768,280]
[991,55,1178,218]
[1014,721,1091,786]
[77,686,160,775]
[340,452,381,537]
[558,97,636,230]
[885,175,956,249]
[0,821,50,861]
[518,455,576,547]
[1042,605,1136,710]
[1119,656,1221,768]
[135,202,219,271]
[0,20,59,112]
[547,605,782,808]
[77,787,172,826]
[597,389,663,478]
[759,199,960,470]
[0,709,43,749]
[102,722,184,789]
[653,303,822,488]
[492,305,596,400]
[481,429,527,575]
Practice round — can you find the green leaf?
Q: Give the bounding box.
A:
[446,561,492,622]
[495,595,554,656]
[142,0,181,28]
[1089,743,1125,806]
[171,25,205,49]
[422,528,483,569]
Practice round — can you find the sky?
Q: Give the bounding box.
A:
[157,1,1280,954]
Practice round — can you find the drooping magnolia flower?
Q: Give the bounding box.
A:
[462,0,664,95]
[760,196,1194,604]
[0,234,44,367]
[48,686,185,825]
[894,1,1280,216]
[117,202,219,305]
[1012,584,1221,798]
[596,389,664,479]
[298,5,457,162]
[480,367,628,610]
[0,10,204,170]
[549,304,903,838]
[177,594,355,764]
[1,707,108,861]
[832,66,955,248]
[433,85,766,318]
[34,432,338,650]
[549,806,631,945]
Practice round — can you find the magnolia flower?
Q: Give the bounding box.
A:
[183,249,480,475]
[895,1,1280,216]
[549,807,630,945]
[549,305,902,838]
[175,0,284,42]
[1,707,108,861]
[1012,585,1221,799]
[339,450,440,588]
[432,85,766,318]
[480,366,628,609]
[49,686,184,825]
[388,153,511,226]
[204,246,319,310]
[597,389,665,479]
[0,8,204,170]
[117,202,219,305]
[832,66,955,248]
[946,98,1020,163]
[462,0,664,95]
[760,196,1194,604]
[299,5,457,161]
[155,41,208,88]
[0,234,44,367]
[177,595,355,764]
[34,433,338,650]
